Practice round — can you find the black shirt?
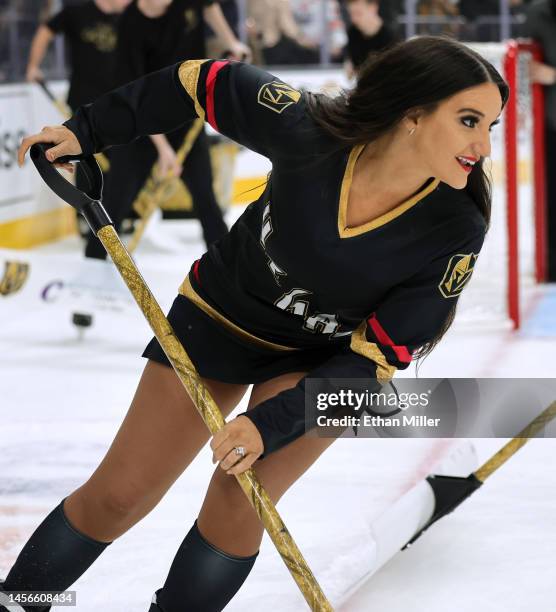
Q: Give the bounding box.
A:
[115,0,215,84]
[66,61,485,455]
[458,0,500,20]
[346,23,398,69]
[47,1,120,109]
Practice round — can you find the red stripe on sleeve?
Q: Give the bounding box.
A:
[205,60,229,131]
[367,314,413,364]
[193,259,201,284]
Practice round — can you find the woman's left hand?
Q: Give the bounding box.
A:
[227,41,253,63]
[210,416,264,475]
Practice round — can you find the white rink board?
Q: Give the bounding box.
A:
[0,81,69,226]
[0,86,33,208]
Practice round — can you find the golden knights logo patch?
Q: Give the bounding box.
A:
[257,81,301,114]
[0,261,30,296]
[438,253,478,298]
[183,9,199,33]
[81,24,117,53]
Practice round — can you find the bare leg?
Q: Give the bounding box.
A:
[64,360,248,542]
[197,370,336,556]
[152,371,336,611]
[3,360,247,603]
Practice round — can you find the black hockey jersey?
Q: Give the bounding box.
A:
[65,60,486,454]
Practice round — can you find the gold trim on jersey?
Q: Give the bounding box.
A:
[350,321,396,383]
[338,145,440,238]
[179,276,298,352]
[178,59,208,120]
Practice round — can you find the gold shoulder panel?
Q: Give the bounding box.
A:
[350,321,397,383]
[178,59,208,120]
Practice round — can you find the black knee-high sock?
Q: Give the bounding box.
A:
[4,499,110,595]
[155,521,258,612]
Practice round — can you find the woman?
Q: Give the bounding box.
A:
[8,36,506,612]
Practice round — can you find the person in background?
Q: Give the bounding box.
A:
[526,0,556,281]
[339,0,401,35]
[378,0,403,23]
[247,0,319,65]
[417,0,459,36]
[25,0,132,110]
[1,1,55,81]
[205,0,240,58]
[289,0,347,63]
[459,0,530,41]
[344,0,398,78]
[25,0,132,236]
[83,0,251,261]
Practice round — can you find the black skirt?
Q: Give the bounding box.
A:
[142,294,340,384]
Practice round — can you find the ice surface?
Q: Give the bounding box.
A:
[1,210,555,611]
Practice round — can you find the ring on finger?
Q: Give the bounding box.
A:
[234,446,246,457]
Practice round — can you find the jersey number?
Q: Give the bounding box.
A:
[275,289,349,338]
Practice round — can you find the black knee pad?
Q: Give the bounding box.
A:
[0,581,26,612]
[156,521,258,612]
[3,498,110,607]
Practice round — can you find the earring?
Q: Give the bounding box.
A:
[408,128,416,136]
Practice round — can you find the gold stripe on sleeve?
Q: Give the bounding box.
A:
[350,321,396,383]
[178,59,209,120]
[179,276,298,353]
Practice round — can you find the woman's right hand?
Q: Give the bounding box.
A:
[18,125,82,173]
[155,145,182,180]
[25,65,44,83]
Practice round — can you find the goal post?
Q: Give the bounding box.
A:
[504,40,547,327]
[455,40,547,330]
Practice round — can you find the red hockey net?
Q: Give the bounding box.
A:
[455,40,547,330]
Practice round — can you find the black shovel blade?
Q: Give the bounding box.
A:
[30,143,112,233]
[30,142,103,211]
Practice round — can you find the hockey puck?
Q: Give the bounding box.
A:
[72,312,93,328]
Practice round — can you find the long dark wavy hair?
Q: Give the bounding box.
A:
[305,36,509,359]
